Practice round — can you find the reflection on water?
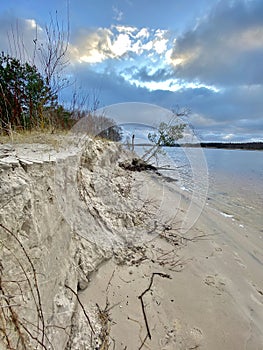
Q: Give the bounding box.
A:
[202,149,263,233]
[139,146,262,233]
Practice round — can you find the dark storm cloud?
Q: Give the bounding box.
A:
[128,66,175,82]
[65,64,150,107]
[171,0,263,86]
[148,85,263,140]
[172,85,263,122]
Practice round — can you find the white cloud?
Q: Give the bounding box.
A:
[70,28,113,63]
[110,33,132,56]
[141,40,153,51]
[0,15,46,64]
[129,76,219,93]
[155,29,168,38]
[131,39,144,54]
[135,28,150,39]
[130,79,180,92]
[114,25,137,34]
[153,37,168,54]
[25,19,38,30]
[78,50,107,64]
[153,29,169,54]
[70,25,175,64]
[222,133,235,140]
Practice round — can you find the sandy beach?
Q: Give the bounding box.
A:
[0,139,262,349]
[74,171,263,350]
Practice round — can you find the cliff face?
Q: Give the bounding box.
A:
[0,138,144,349]
[2,137,262,350]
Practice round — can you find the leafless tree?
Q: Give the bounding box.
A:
[35,7,70,99]
[7,3,70,100]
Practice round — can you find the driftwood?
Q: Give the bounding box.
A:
[119,158,157,172]
[119,158,183,175]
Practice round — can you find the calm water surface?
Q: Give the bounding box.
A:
[164,148,263,233]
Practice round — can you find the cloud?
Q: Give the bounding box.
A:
[153,29,169,54]
[110,33,132,56]
[1,5,261,142]
[69,27,113,63]
[66,64,151,106]
[0,14,44,61]
[69,25,174,64]
[135,28,150,39]
[129,66,175,82]
[68,25,181,94]
[112,6,124,21]
[65,57,263,140]
[114,25,137,34]
[171,0,263,86]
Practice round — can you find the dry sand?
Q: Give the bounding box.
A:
[76,172,263,350]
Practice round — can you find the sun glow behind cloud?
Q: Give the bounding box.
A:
[25,19,38,29]
[0,0,262,142]
[70,25,170,63]
[69,24,220,94]
[128,77,220,92]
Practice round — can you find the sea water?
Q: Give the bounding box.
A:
[163,147,263,234]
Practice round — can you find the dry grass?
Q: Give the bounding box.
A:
[0,129,69,147]
[0,129,114,151]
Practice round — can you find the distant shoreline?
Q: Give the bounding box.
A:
[133,142,263,150]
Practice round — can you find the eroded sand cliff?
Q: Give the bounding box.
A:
[0,138,262,350]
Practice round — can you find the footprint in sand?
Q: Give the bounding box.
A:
[204,274,226,294]
[214,246,223,253]
[190,327,203,344]
[160,319,203,350]
[212,242,223,253]
[209,242,223,258]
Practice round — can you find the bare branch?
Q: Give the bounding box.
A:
[65,284,95,335]
[138,272,171,340]
[35,6,70,97]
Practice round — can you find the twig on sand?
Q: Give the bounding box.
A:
[160,223,216,245]
[106,269,115,293]
[138,272,171,343]
[138,334,149,350]
[65,284,95,334]
[95,302,111,349]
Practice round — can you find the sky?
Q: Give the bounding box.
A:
[0,0,263,142]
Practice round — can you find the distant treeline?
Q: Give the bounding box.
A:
[134,142,263,150]
[181,142,263,150]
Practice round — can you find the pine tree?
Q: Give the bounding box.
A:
[0,52,54,132]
